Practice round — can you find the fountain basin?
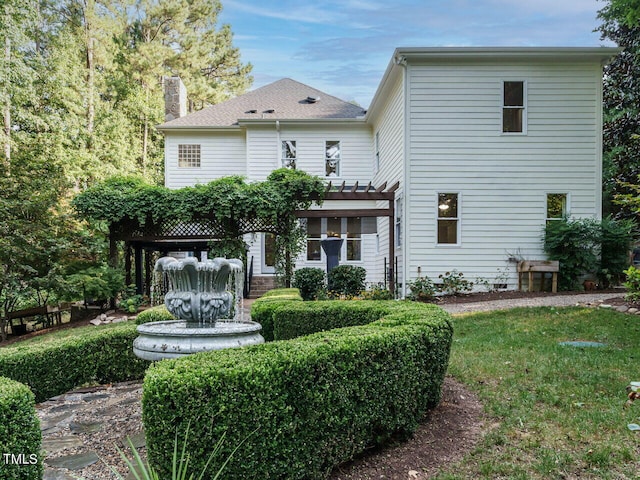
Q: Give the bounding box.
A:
[133,320,265,361]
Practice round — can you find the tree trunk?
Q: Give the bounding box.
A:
[3,35,10,172]
[84,0,95,146]
[141,117,148,177]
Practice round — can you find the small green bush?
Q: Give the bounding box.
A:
[136,305,175,325]
[0,323,149,402]
[624,266,640,301]
[250,288,303,341]
[327,265,366,296]
[599,217,635,288]
[0,377,42,480]
[407,276,437,301]
[544,216,635,290]
[360,283,393,300]
[143,300,452,480]
[438,270,474,295]
[292,268,326,300]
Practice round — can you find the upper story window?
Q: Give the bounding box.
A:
[546,193,568,224]
[437,193,459,245]
[502,81,526,134]
[281,140,297,169]
[325,140,341,177]
[178,144,201,168]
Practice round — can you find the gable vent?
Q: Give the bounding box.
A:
[306,96,320,103]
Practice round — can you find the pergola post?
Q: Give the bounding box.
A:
[134,246,143,295]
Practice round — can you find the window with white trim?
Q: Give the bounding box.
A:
[502,81,526,133]
[281,140,297,169]
[178,144,201,168]
[546,193,568,225]
[437,193,459,244]
[325,140,341,177]
[346,217,362,261]
[306,218,322,261]
[304,217,363,262]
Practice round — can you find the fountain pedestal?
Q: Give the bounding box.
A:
[133,320,264,361]
[133,256,264,361]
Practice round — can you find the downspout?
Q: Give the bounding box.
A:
[395,54,410,299]
[275,120,281,169]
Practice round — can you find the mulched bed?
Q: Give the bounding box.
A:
[431,288,625,305]
[329,377,485,480]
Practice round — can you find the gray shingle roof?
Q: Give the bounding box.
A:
[157,78,366,129]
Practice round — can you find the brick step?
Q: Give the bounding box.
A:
[246,276,279,299]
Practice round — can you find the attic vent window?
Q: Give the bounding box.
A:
[306,96,320,103]
[246,109,257,114]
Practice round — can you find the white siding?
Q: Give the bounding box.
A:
[368,71,405,288]
[164,131,246,188]
[259,123,373,182]
[405,61,603,289]
[247,126,279,181]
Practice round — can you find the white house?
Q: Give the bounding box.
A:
[157,47,619,296]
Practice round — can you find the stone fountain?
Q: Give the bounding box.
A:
[133,256,264,361]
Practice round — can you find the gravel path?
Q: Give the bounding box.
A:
[439,292,623,314]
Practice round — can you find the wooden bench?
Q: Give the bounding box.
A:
[7,305,63,334]
[517,260,559,293]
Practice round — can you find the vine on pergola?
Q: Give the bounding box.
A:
[73,169,326,284]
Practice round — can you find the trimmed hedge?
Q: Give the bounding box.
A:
[250,288,303,341]
[136,305,175,325]
[273,300,393,340]
[0,323,149,402]
[0,377,42,480]
[143,300,452,479]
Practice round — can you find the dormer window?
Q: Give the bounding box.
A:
[281,140,297,169]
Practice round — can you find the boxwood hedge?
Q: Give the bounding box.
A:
[0,376,42,480]
[0,322,149,402]
[143,299,452,479]
[250,288,303,341]
[135,305,175,325]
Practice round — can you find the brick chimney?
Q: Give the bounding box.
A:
[163,77,187,121]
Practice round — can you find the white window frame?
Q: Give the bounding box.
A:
[436,192,461,246]
[325,140,341,178]
[501,80,527,135]
[281,140,297,169]
[546,192,570,223]
[395,194,403,248]
[178,144,201,168]
[304,217,363,263]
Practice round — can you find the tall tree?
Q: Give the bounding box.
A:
[598,0,640,219]
[0,0,39,172]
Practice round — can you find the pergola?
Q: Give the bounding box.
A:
[108,181,399,296]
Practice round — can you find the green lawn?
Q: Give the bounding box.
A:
[437,306,640,479]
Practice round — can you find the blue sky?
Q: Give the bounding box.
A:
[219,0,612,108]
